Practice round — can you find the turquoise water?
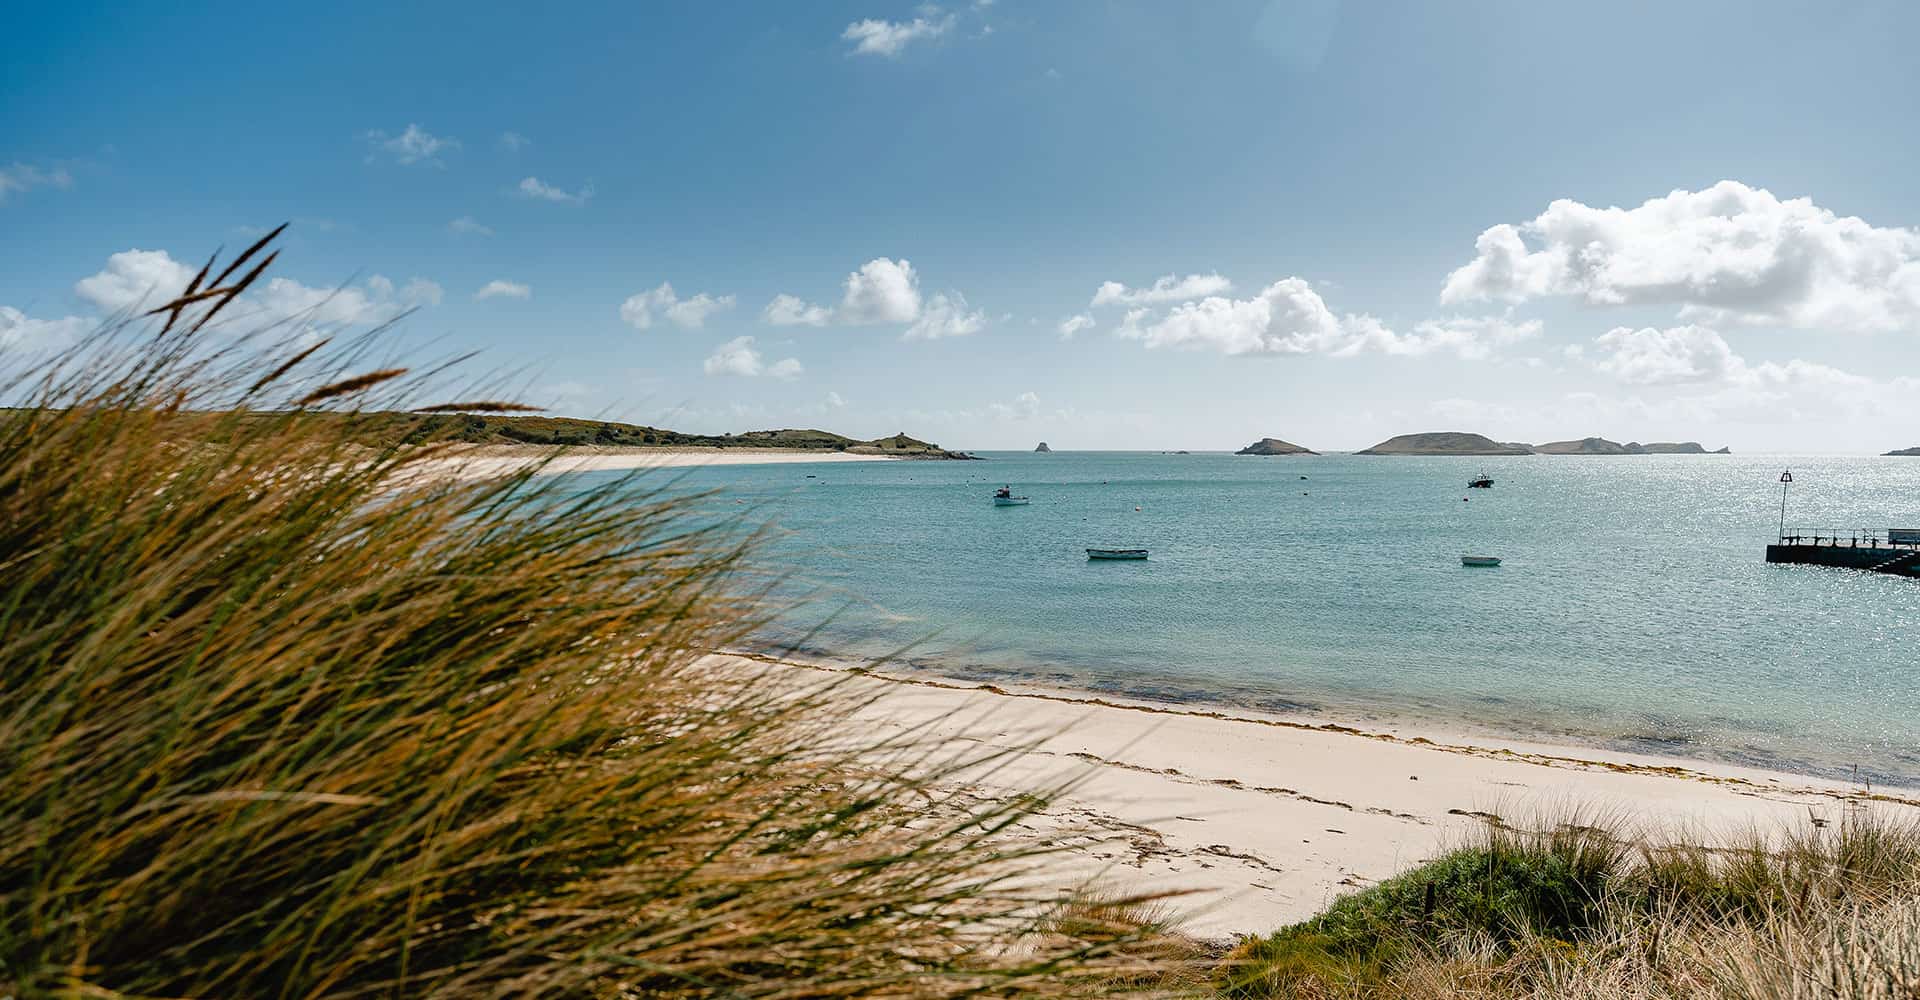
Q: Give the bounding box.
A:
[588,453,1920,784]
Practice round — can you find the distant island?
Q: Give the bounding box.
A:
[1357,432,1532,456]
[1359,431,1730,456]
[1235,437,1317,456]
[1034,442,1051,452]
[1536,437,1729,455]
[1888,446,1920,456]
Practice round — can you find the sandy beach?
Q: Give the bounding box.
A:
[418,446,897,481]
[713,651,1920,941]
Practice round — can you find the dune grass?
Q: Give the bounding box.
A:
[0,238,1158,997]
[1217,808,1920,998]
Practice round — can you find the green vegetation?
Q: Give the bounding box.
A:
[1217,809,1920,998]
[302,411,964,455]
[0,241,1121,997]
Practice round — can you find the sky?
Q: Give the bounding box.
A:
[5,0,1920,452]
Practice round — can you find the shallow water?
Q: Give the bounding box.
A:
[575,452,1920,785]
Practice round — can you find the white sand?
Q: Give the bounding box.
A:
[713,652,1920,941]
[418,446,896,481]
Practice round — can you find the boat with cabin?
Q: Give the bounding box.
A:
[1087,548,1148,560]
[991,485,1029,506]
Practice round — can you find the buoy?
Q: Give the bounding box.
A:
[1134,506,1142,511]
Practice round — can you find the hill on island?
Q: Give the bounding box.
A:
[1888,446,1920,456]
[24,409,978,459]
[1235,437,1317,456]
[1357,432,1533,456]
[1034,442,1051,452]
[1536,437,1730,455]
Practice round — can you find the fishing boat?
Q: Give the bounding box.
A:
[1460,555,1501,567]
[1087,548,1148,560]
[1467,474,1494,489]
[991,485,1029,506]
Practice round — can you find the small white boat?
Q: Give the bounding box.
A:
[1087,548,1148,560]
[1461,555,1501,567]
[992,495,1030,506]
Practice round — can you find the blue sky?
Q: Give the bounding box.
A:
[5,0,1920,451]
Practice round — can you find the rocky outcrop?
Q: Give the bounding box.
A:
[1235,437,1318,456]
[1034,442,1051,452]
[1887,447,1920,457]
[1357,432,1532,456]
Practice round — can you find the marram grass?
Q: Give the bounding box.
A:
[0,237,1168,998]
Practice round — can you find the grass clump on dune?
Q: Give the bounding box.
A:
[0,234,1158,998]
[1221,808,1920,998]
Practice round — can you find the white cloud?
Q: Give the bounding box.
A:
[826,391,847,408]
[517,176,592,204]
[1114,279,1540,360]
[0,162,74,204]
[986,390,1040,420]
[74,249,199,313]
[475,279,531,301]
[838,257,922,324]
[497,131,530,151]
[72,247,439,328]
[620,282,735,330]
[904,291,986,340]
[365,124,457,166]
[449,216,493,236]
[1090,272,1233,308]
[0,306,89,349]
[703,336,802,378]
[1440,180,1920,332]
[1057,313,1094,339]
[763,293,832,326]
[842,12,955,56]
[1589,324,1741,385]
[1400,315,1544,360]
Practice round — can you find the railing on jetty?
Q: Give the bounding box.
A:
[1768,527,1920,577]
[1774,527,1920,549]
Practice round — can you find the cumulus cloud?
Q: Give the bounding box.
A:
[449,216,493,236]
[904,291,986,340]
[842,12,954,56]
[763,293,832,327]
[1114,278,1540,361]
[837,258,922,324]
[365,124,458,166]
[620,282,735,330]
[497,131,530,151]
[1588,324,1741,385]
[0,306,90,350]
[703,336,803,378]
[68,248,438,328]
[1440,180,1920,332]
[764,257,985,339]
[1090,272,1233,308]
[1057,313,1094,339]
[0,162,74,204]
[517,176,592,204]
[826,391,846,408]
[475,279,531,301]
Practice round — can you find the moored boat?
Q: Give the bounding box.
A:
[1460,554,1501,567]
[1087,548,1148,560]
[991,485,1029,506]
[1467,474,1494,488]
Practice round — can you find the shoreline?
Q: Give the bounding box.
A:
[416,445,899,481]
[714,649,1920,939]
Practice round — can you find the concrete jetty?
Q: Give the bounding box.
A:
[1767,528,1920,577]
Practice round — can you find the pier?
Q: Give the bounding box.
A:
[1766,528,1920,577]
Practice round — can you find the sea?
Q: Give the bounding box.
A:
[574,451,1920,786]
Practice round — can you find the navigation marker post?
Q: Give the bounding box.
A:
[1779,469,1793,540]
